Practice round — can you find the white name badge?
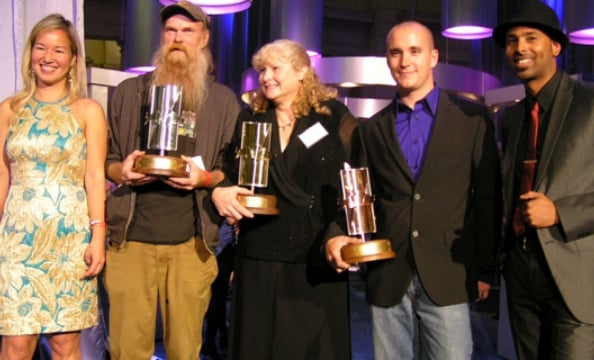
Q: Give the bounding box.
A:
[298,122,328,148]
[191,155,205,170]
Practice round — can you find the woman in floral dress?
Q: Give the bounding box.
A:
[0,14,107,359]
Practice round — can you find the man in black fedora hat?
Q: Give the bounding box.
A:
[494,1,594,359]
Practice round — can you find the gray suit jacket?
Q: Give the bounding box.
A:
[501,72,594,324]
[353,90,501,307]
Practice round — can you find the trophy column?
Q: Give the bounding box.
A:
[134,84,189,177]
[236,121,279,215]
[340,166,396,264]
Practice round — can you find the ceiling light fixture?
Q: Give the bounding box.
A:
[441,0,495,40]
[565,0,594,45]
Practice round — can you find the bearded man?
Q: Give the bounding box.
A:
[104,2,239,359]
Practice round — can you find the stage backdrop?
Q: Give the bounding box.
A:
[0,0,84,101]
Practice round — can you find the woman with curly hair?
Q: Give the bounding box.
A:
[212,39,357,359]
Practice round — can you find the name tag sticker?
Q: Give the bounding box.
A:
[298,122,328,148]
[191,155,205,170]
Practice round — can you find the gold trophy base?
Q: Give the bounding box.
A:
[237,194,279,215]
[341,239,396,264]
[133,154,189,177]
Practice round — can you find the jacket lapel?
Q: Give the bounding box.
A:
[534,73,574,190]
[376,102,414,181]
[414,91,450,187]
[502,104,524,204]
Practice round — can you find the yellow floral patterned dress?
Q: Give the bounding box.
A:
[0,97,98,335]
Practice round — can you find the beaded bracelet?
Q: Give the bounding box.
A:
[90,220,106,228]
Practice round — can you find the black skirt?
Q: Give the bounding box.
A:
[228,243,351,360]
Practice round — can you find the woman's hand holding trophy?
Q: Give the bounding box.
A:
[212,121,280,225]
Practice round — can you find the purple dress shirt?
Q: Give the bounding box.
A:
[394,87,440,181]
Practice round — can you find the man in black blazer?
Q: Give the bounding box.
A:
[493,2,594,359]
[326,21,501,359]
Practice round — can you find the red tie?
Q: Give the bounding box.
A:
[512,101,539,236]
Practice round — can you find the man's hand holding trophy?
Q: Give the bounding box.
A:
[133,84,190,178]
[326,163,396,272]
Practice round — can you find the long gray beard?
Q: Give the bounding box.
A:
[151,47,209,111]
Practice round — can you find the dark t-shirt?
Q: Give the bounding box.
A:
[128,120,198,244]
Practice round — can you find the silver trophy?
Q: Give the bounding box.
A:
[236,121,279,215]
[340,164,395,263]
[134,84,189,177]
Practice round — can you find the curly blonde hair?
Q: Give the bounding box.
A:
[11,13,87,111]
[250,39,337,117]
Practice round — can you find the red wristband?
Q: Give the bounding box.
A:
[203,171,212,188]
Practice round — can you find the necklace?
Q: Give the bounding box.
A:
[278,115,295,131]
[33,92,69,105]
[278,119,294,131]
